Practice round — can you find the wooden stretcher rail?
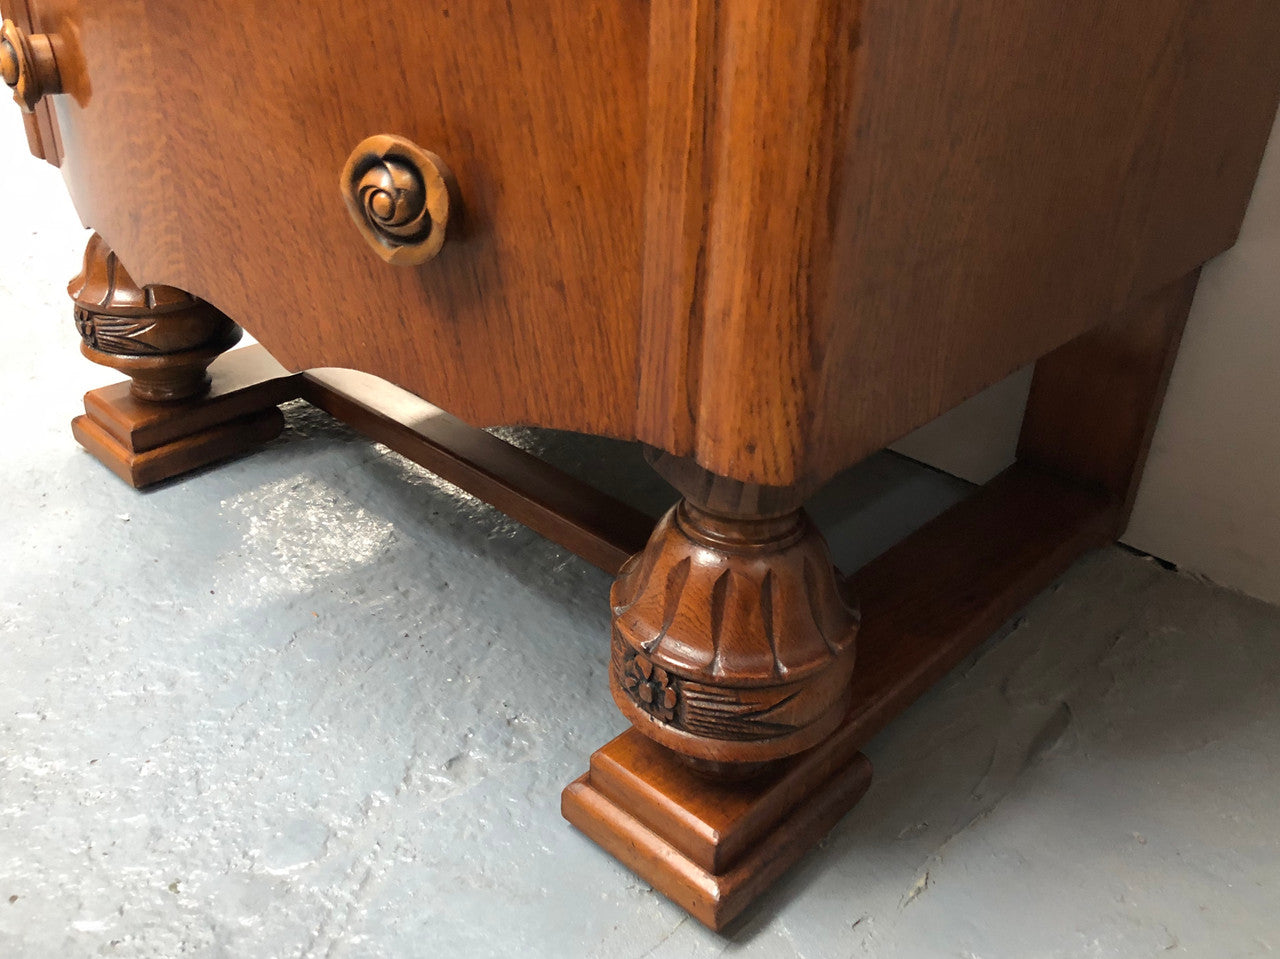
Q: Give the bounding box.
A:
[298,367,654,574]
[73,343,1122,931]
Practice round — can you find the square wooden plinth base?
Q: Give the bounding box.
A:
[71,350,301,488]
[564,735,873,931]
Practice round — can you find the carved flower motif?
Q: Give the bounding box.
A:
[73,307,96,345]
[622,653,678,723]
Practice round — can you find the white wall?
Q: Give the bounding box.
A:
[897,107,1280,606]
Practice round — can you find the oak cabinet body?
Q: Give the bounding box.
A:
[7,0,1280,932]
[18,0,1280,489]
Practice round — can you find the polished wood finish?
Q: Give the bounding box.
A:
[80,347,299,455]
[72,406,285,489]
[1020,272,1201,527]
[638,0,865,484]
[39,0,648,441]
[70,234,244,402]
[798,0,1280,488]
[564,749,874,932]
[72,347,295,488]
[572,271,1204,927]
[66,235,284,488]
[572,729,871,880]
[339,135,457,266]
[19,0,1278,490]
[610,488,857,770]
[568,463,1116,930]
[10,0,1280,935]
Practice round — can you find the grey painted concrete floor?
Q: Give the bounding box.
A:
[3,139,1280,959]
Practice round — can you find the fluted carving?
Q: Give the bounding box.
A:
[610,501,858,767]
[69,234,241,402]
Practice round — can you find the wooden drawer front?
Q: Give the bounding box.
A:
[37,0,648,439]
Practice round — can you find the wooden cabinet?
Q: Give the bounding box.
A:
[6,0,1279,931]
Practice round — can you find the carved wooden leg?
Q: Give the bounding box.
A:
[564,454,875,929]
[609,469,858,774]
[565,277,1202,931]
[68,234,295,487]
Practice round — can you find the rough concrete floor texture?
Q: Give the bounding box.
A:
[4,137,1280,959]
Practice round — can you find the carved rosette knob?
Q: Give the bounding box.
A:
[1,19,62,113]
[341,134,456,265]
[610,502,859,768]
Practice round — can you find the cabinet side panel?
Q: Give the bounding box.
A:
[803,0,1280,487]
[1120,0,1280,302]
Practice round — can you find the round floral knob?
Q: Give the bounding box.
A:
[341,134,456,266]
[1,19,62,113]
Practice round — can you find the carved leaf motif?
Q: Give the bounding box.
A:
[655,556,691,650]
[679,685,803,741]
[708,569,732,677]
[75,309,164,355]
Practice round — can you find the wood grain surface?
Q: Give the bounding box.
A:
[37,0,647,439]
[800,0,1280,488]
[20,0,1280,492]
[1020,271,1202,526]
[637,0,1280,487]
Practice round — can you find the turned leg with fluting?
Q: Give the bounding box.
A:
[609,460,858,777]
[70,233,243,402]
[68,233,294,487]
[565,453,874,930]
[565,274,1204,932]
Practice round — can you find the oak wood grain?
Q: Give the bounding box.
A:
[30,0,1280,493]
[41,0,647,440]
[800,0,1280,489]
[1020,271,1201,527]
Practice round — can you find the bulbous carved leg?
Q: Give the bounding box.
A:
[565,453,871,930]
[68,234,290,487]
[610,455,858,777]
[70,233,241,402]
[571,278,1197,926]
